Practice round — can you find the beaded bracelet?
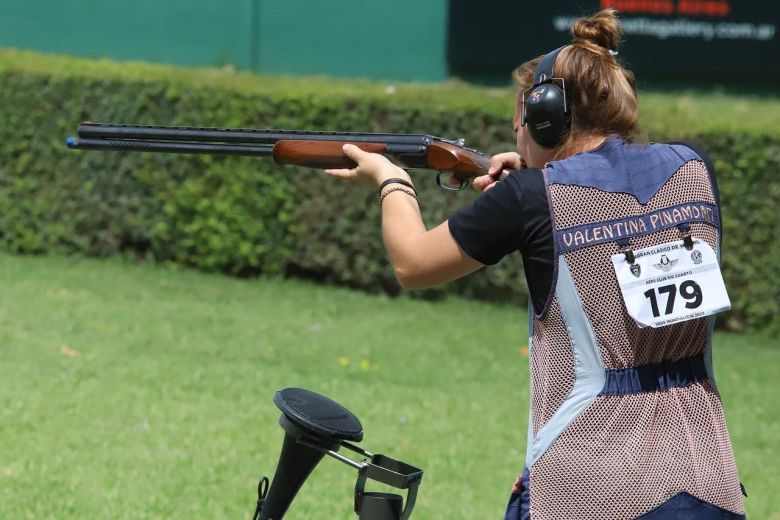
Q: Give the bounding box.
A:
[379,186,418,207]
[378,177,416,195]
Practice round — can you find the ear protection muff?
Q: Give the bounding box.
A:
[521,46,570,149]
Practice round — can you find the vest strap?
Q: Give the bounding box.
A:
[600,353,707,396]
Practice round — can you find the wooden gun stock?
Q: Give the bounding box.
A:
[425,141,491,176]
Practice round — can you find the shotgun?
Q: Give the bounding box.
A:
[66,123,492,191]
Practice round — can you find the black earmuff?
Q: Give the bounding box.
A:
[521,46,570,149]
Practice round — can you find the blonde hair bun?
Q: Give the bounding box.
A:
[571,8,622,52]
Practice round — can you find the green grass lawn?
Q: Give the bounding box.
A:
[1,253,777,519]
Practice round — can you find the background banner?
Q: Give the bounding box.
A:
[448,0,779,84]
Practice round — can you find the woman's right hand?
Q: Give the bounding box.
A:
[472,152,524,193]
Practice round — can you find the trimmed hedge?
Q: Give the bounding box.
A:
[1,49,778,333]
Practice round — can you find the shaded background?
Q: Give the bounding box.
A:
[0,0,777,85]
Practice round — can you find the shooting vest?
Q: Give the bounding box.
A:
[514,137,744,519]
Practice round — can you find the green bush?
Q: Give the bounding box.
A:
[1,48,778,332]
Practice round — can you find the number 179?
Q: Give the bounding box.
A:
[643,280,703,317]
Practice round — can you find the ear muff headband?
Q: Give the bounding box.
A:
[535,45,566,84]
[522,45,570,148]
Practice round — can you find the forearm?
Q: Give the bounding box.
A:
[324,145,482,289]
[379,169,427,278]
[380,187,482,289]
[379,180,428,285]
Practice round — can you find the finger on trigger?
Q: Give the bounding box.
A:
[473,176,490,191]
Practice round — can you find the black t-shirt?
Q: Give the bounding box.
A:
[448,143,718,315]
[449,169,552,313]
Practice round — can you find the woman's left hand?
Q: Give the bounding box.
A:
[470,151,524,193]
[324,144,412,188]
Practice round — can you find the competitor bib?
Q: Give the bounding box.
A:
[611,239,730,328]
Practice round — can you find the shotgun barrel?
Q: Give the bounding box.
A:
[75,122,437,145]
[66,122,492,190]
[67,137,275,157]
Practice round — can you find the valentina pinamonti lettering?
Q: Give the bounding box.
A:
[557,202,718,252]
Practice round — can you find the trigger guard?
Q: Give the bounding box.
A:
[436,171,467,192]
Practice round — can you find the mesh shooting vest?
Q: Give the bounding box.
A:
[516,137,744,519]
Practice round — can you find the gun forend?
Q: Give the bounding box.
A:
[272,141,387,169]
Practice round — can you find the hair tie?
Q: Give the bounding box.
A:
[572,39,618,57]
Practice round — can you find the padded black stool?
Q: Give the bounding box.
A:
[254,388,423,520]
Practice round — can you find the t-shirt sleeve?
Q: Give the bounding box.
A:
[448,169,545,265]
